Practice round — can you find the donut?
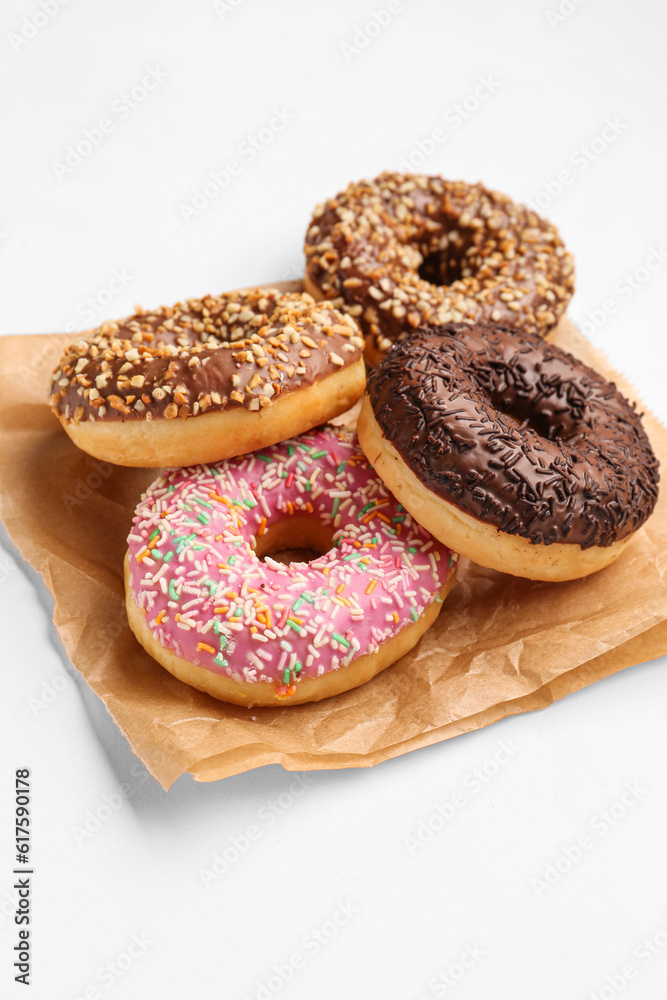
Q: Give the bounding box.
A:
[49,288,366,468]
[357,323,659,582]
[303,172,575,365]
[125,426,458,707]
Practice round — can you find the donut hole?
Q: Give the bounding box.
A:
[417,248,465,287]
[254,516,334,566]
[495,401,554,439]
[493,394,574,442]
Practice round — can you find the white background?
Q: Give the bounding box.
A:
[1,1,667,998]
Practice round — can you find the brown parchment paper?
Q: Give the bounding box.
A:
[1,281,666,789]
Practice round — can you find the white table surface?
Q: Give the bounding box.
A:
[1,1,666,998]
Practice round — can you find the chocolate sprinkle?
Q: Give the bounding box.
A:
[366,323,660,548]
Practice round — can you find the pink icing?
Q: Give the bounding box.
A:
[127,427,457,695]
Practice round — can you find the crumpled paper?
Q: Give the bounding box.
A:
[1,281,665,788]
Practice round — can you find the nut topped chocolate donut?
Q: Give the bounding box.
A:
[304,172,575,364]
[357,323,659,581]
[49,288,366,468]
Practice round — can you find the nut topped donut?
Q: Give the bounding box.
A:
[125,426,458,706]
[304,172,575,364]
[49,288,366,468]
[357,323,659,581]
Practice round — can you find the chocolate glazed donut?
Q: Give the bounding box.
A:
[49,289,366,468]
[357,323,659,581]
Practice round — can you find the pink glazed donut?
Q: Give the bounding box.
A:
[125,426,458,706]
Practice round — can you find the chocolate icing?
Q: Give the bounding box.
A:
[366,323,659,548]
[49,289,363,424]
[305,172,575,361]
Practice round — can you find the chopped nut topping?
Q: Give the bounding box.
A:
[49,288,363,425]
[304,171,575,361]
